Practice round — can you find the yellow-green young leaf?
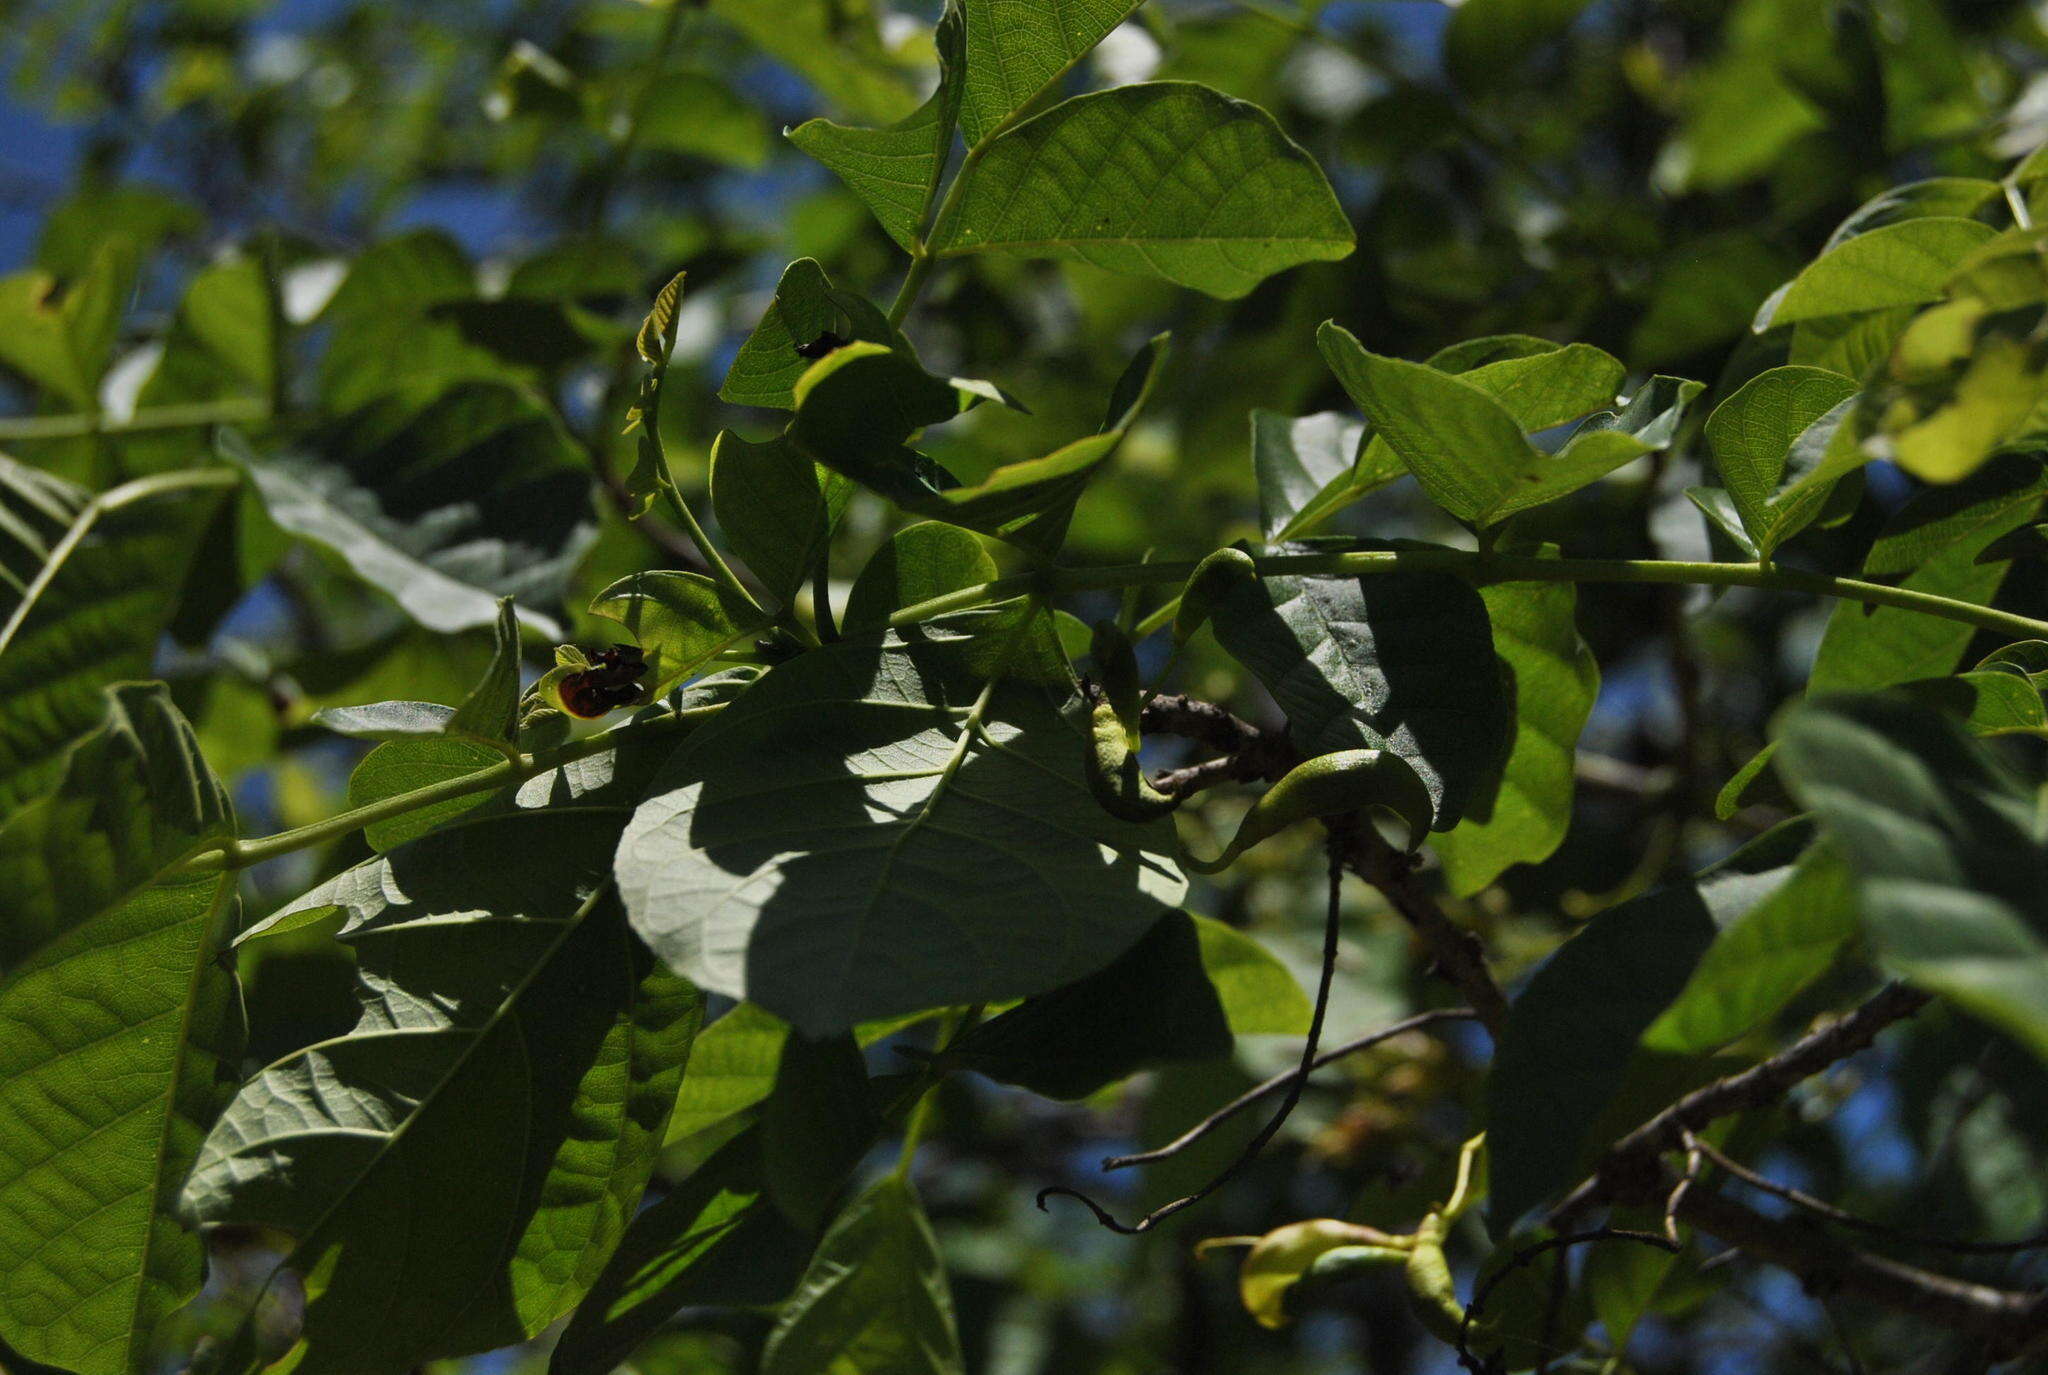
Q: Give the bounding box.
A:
[0,685,242,1375]
[720,259,903,410]
[1192,915,1311,1036]
[1753,216,1997,330]
[1432,577,1599,896]
[0,459,231,810]
[761,1175,963,1375]
[1863,293,2048,485]
[931,83,1354,299]
[589,570,771,690]
[710,431,846,605]
[957,0,1143,147]
[636,271,686,366]
[548,1130,811,1375]
[616,613,1186,1035]
[1809,455,2048,693]
[1485,821,1822,1234]
[787,3,963,250]
[1778,696,2048,1063]
[841,521,997,633]
[181,806,704,1375]
[1702,365,1861,558]
[946,912,1232,1099]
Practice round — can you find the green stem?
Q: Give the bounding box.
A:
[886,550,2048,644]
[0,397,270,443]
[891,1003,980,1179]
[886,253,936,328]
[181,703,721,874]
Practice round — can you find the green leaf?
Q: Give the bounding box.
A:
[615,610,1187,1035]
[1753,217,1997,330]
[1808,455,2048,693]
[930,82,1354,299]
[1486,822,1828,1233]
[786,342,964,505]
[1444,0,1594,91]
[947,911,1232,1099]
[1193,915,1311,1036]
[0,460,231,810]
[1701,365,1862,558]
[1317,324,1687,528]
[317,598,520,746]
[664,1002,794,1145]
[842,521,998,633]
[223,384,598,637]
[548,1130,811,1375]
[1894,669,2048,737]
[721,259,904,411]
[1207,554,1510,829]
[762,1032,882,1230]
[1253,410,1364,542]
[957,0,1143,147]
[0,685,242,1375]
[788,3,963,250]
[909,333,1169,550]
[1779,696,2048,1063]
[760,1175,964,1375]
[0,240,136,407]
[589,571,773,692]
[347,736,505,851]
[1431,575,1599,895]
[182,810,704,1375]
[710,431,847,606]
[1821,177,2004,252]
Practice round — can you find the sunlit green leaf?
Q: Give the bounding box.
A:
[1753,217,1997,330]
[842,520,997,633]
[957,0,1143,147]
[1701,365,1861,558]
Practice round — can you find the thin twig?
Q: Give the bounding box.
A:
[1689,1132,2048,1256]
[1037,834,1349,1234]
[1101,1008,1478,1171]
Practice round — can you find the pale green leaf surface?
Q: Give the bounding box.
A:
[615,612,1187,1035]
[1704,366,1860,557]
[589,571,772,691]
[1194,915,1311,1036]
[0,686,242,1375]
[842,521,997,633]
[957,0,1143,147]
[1754,217,1997,329]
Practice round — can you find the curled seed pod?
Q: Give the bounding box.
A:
[1401,1218,1471,1345]
[1089,619,1144,737]
[1181,748,1432,874]
[1173,547,1257,646]
[1083,699,1178,822]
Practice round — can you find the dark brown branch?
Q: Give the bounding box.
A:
[1334,819,1510,1038]
[1687,1131,2048,1256]
[1558,982,1933,1218]
[1100,1007,1478,1171]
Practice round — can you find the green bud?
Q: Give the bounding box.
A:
[1082,699,1178,822]
[1173,547,1257,646]
[1181,748,1432,873]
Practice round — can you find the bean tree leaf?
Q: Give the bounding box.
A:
[946,911,1232,1099]
[1207,552,1510,829]
[1317,324,1689,528]
[1252,410,1364,542]
[1431,574,1599,895]
[1778,695,2048,1063]
[957,0,1142,147]
[908,333,1169,550]
[786,342,964,506]
[1485,822,1839,1234]
[0,685,243,1375]
[760,1175,964,1375]
[1753,217,1998,331]
[181,806,704,1375]
[1808,454,2048,693]
[788,3,964,251]
[548,1129,811,1375]
[1194,915,1311,1036]
[589,571,773,692]
[762,1029,883,1233]
[842,521,998,633]
[1701,365,1862,559]
[1821,177,2004,252]
[710,432,849,606]
[930,82,1354,299]
[0,458,231,810]
[615,609,1188,1036]
[721,260,905,410]
[223,384,598,637]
